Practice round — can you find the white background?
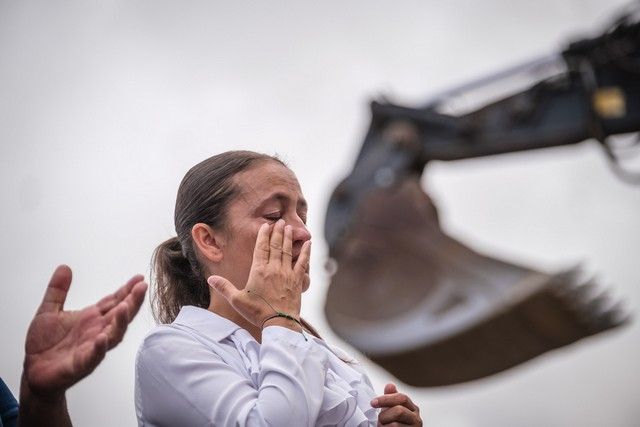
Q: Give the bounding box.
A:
[1,1,639,426]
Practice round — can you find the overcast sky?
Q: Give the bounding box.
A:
[1,1,639,426]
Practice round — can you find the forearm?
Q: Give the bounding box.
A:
[17,374,72,427]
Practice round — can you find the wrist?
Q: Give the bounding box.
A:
[18,372,71,427]
[19,371,66,405]
[262,315,301,331]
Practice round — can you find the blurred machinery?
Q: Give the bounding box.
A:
[324,7,639,386]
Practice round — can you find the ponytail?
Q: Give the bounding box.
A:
[151,237,210,324]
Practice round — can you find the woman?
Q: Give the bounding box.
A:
[135,151,422,426]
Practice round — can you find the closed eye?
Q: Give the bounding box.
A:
[264,213,282,222]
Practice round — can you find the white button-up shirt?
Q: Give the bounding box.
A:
[135,306,378,426]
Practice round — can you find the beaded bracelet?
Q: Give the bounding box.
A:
[261,312,302,329]
[248,289,307,341]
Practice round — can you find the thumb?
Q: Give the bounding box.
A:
[38,265,73,314]
[207,275,238,302]
[384,383,398,394]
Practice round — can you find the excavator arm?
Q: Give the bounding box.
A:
[324,9,639,386]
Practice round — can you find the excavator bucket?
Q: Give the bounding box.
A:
[324,176,628,386]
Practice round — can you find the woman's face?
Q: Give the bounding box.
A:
[217,160,312,291]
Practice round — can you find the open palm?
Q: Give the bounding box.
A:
[23,265,147,398]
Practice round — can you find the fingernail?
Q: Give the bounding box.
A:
[370,398,378,407]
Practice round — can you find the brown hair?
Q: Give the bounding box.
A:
[151,150,284,324]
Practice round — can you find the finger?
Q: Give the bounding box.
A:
[37,265,73,314]
[268,219,285,264]
[93,333,109,363]
[293,240,311,276]
[385,383,398,394]
[122,281,148,322]
[76,332,108,377]
[378,405,418,425]
[96,274,145,315]
[208,275,240,303]
[106,302,130,349]
[103,276,148,334]
[252,223,271,266]
[371,393,417,411]
[282,225,293,266]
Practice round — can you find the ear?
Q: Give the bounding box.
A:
[191,223,225,263]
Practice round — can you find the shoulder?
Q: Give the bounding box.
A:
[138,323,191,353]
[136,323,216,370]
[134,325,223,426]
[134,322,241,402]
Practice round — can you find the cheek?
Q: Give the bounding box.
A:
[245,224,266,256]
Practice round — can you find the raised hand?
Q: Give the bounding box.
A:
[208,219,311,330]
[22,265,148,399]
[372,383,423,426]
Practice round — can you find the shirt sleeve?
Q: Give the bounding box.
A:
[0,378,19,427]
[135,326,328,427]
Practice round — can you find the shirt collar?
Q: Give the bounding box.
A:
[172,305,242,342]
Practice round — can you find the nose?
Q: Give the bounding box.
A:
[290,218,311,246]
